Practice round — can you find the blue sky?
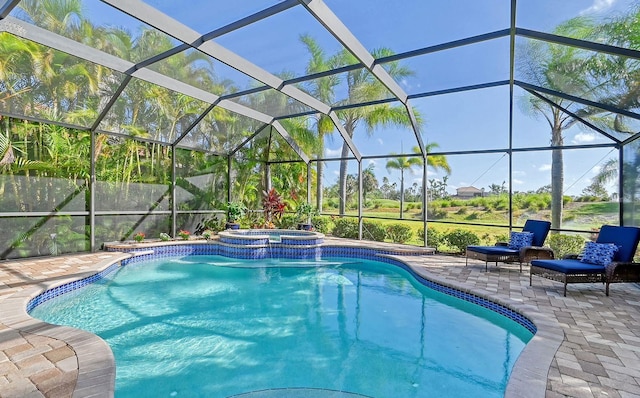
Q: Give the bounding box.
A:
[67,0,638,196]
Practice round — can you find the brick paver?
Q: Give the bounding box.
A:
[1,241,639,397]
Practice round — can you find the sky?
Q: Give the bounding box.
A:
[24,0,638,197]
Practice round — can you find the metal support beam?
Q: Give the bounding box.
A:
[515,80,640,122]
[171,147,177,236]
[422,161,428,248]
[271,121,311,163]
[0,17,278,128]
[307,162,312,203]
[90,128,96,251]
[358,160,363,240]
[329,111,361,161]
[0,0,20,19]
[517,27,640,61]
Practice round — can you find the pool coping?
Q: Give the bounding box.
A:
[2,244,562,398]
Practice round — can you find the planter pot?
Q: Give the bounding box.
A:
[297,223,313,231]
[225,222,241,230]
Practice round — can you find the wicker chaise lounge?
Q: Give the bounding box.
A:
[466,220,553,272]
[530,225,640,296]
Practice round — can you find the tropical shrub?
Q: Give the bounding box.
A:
[386,223,413,244]
[362,221,386,242]
[311,216,333,234]
[332,218,359,239]
[547,233,585,259]
[444,229,480,253]
[277,214,298,229]
[418,227,442,251]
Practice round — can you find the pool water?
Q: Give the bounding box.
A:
[30,256,532,398]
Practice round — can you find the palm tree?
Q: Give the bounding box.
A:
[517,18,598,230]
[300,35,342,212]
[385,155,422,219]
[335,48,415,214]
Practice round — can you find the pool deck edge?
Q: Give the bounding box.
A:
[1,252,129,398]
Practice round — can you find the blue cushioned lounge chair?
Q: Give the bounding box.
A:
[530,225,640,296]
[466,220,552,272]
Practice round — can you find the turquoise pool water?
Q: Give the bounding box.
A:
[30,256,532,397]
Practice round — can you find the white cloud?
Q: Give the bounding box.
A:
[367,159,377,167]
[513,179,524,185]
[572,132,597,144]
[581,0,616,14]
[325,147,342,157]
[332,170,339,176]
[377,138,384,145]
[591,165,602,174]
[538,164,552,172]
[513,170,526,176]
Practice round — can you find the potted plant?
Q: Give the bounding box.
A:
[226,201,247,229]
[133,232,145,243]
[262,188,286,229]
[159,232,171,241]
[202,230,214,240]
[178,230,190,240]
[296,202,317,231]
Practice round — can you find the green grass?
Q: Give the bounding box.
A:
[321,197,617,248]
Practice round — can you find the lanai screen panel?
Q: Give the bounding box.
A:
[336,103,419,157]
[97,77,210,144]
[324,0,510,54]
[178,108,266,154]
[215,4,358,80]
[517,0,638,44]
[141,0,283,34]
[146,47,268,97]
[0,33,125,128]
[297,67,395,109]
[11,0,180,62]
[229,87,315,119]
[397,37,510,95]
[411,86,510,152]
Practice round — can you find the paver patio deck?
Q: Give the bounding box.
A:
[1,239,639,397]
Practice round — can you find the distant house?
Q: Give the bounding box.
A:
[455,186,485,199]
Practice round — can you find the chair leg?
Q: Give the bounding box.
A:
[465,256,468,266]
[485,261,488,272]
[563,280,568,297]
[606,282,610,296]
[529,271,532,286]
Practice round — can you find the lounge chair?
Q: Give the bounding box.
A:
[530,225,640,296]
[466,220,552,272]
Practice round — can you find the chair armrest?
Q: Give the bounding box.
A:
[495,242,509,247]
[563,254,580,260]
[520,246,554,262]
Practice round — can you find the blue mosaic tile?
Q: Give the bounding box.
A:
[46,241,538,334]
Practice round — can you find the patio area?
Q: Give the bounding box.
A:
[1,240,639,397]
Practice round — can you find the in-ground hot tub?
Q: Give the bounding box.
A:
[218,229,324,245]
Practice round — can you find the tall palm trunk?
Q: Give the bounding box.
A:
[399,169,405,219]
[551,127,563,230]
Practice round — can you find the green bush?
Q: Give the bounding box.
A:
[386,223,413,244]
[547,233,585,259]
[311,215,333,234]
[331,217,359,239]
[444,229,480,253]
[363,221,387,241]
[418,227,443,250]
[276,214,298,229]
[456,207,467,215]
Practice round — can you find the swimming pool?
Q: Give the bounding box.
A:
[30,255,532,398]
